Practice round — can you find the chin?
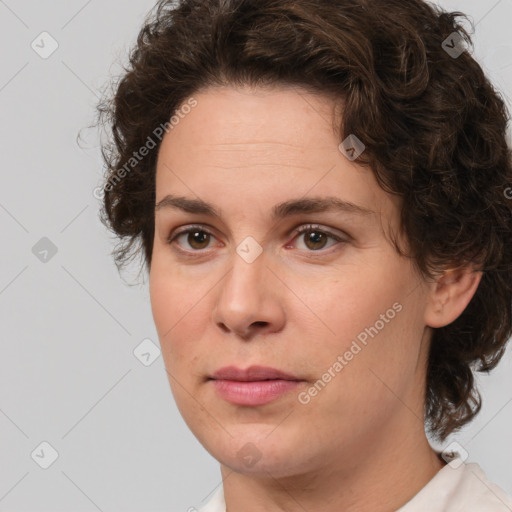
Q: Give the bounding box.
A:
[199,428,311,477]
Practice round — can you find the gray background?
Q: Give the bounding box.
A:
[0,0,511,510]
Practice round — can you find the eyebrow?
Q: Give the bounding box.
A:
[155,194,376,220]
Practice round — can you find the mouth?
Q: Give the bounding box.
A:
[208,365,305,406]
[208,365,301,382]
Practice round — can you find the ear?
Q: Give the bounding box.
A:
[424,265,483,328]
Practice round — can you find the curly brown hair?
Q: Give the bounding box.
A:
[95,0,512,442]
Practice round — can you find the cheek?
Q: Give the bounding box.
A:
[149,262,210,370]
[149,267,173,338]
[150,264,188,356]
[149,249,194,329]
[295,262,406,347]
[298,262,421,397]
[324,299,424,420]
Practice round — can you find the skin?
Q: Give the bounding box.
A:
[149,84,482,512]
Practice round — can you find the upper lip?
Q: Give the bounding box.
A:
[209,365,301,381]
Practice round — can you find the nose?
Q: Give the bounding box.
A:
[211,246,286,340]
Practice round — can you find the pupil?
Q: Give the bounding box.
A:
[307,231,326,249]
[190,231,208,248]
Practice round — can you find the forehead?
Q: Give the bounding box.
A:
[154,85,400,227]
[158,84,340,164]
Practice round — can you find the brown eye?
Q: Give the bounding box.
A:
[303,230,329,250]
[168,223,346,255]
[186,230,211,250]
[293,224,344,252]
[167,225,216,251]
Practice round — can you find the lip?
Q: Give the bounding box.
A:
[208,365,304,406]
[209,365,301,381]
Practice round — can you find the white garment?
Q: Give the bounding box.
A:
[196,456,512,512]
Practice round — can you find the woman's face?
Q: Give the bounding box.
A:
[150,84,433,477]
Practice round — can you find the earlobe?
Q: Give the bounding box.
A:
[424,265,483,328]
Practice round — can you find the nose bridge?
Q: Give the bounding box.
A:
[221,238,267,310]
[212,237,282,337]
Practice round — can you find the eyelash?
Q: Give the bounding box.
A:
[166,223,347,256]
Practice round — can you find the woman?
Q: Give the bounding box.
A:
[96,0,512,510]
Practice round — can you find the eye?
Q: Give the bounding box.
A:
[166,223,347,254]
[290,224,346,252]
[167,225,217,252]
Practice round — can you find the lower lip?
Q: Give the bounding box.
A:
[210,379,302,406]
